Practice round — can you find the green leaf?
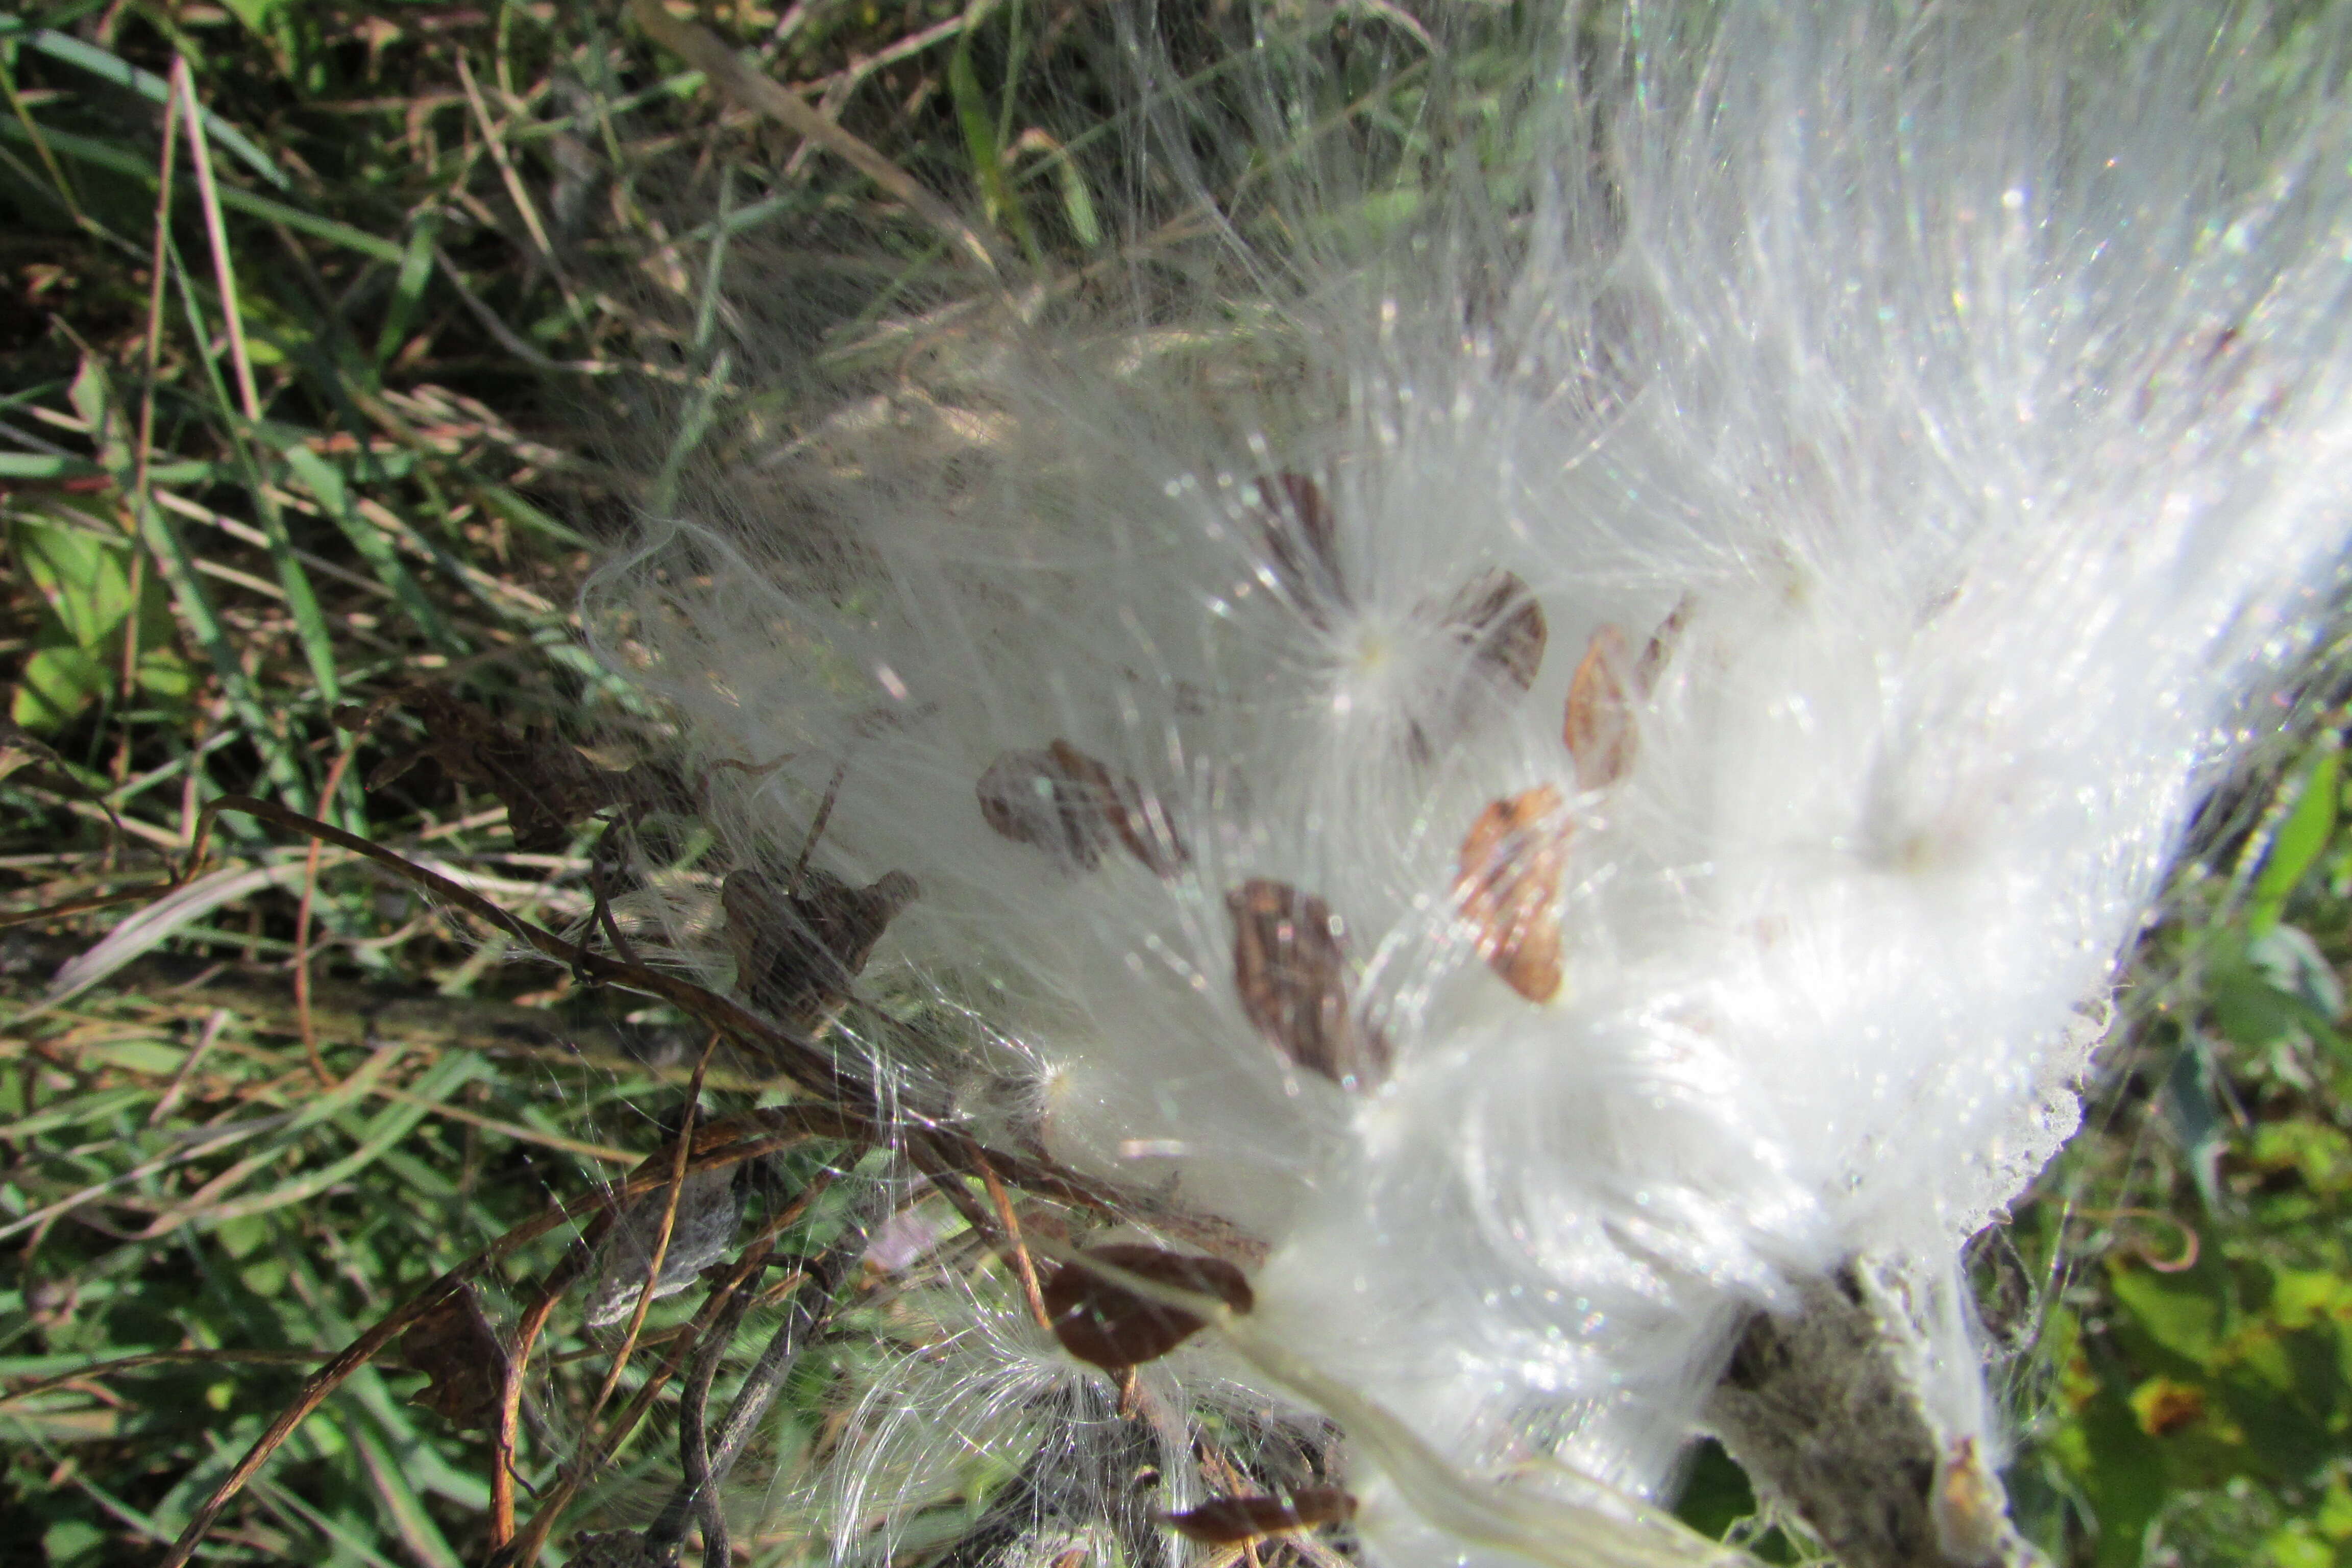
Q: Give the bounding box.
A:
[2110,1258,2227,1365]
[2251,748,2340,936]
[0,117,403,262]
[951,1,1040,264]
[13,642,102,731]
[373,216,439,370]
[14,25,288,188]
[5,515,190,730]
[276,440,457,651]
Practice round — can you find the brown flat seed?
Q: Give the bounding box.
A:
[978,747,1113,870]
[1164,1489,1359,1544]
[1047,741,1190,875]
[1041,1243,1255,1369]
[1444,568,1548,690]
[1228,878,1389,1090]
[1564,625,1637,790]
[1251,473,1348,625]
[1634,593,1695,695]
[976,744,1187,875]
[1456,785,1570,1002]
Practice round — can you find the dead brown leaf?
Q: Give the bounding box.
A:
[337,685,665,853]
[720,865,919,1034]
[398,1284,508,1431]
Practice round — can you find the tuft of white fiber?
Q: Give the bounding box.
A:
[591,3,2352,1564]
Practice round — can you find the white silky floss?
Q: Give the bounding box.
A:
[600,4,2352,1564]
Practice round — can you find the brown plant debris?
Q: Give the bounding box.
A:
[398,1284,509,1431]
[977,740,1187,875]
[336,684,666,853]
[1228,878,1389,1090]
[581,1165,747,1329]
[720,865,920,1034]
[1041,1243,1255,1369]
[1456,784,1571,1003]
[1563,625,1637,790]
[1251,473,1348,626]
[1163,1488,1359,1544]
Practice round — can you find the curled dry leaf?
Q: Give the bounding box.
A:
[1228,878,1389,1090]
[399,1284,508,1431]
[1564,625,1637,790]
[1163,1488,1359,1544]
[567,1531,663,1568]
[1456,784,1571,1003]
[581,1165,747,1329]
[337,684,666,853]
[1250,473,1348,626]
[721,866,919,1034]
[1041,1242,1255,1369]
[977,740,1187,875]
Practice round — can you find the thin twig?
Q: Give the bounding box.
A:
[642,1192,881,1556]
[581,1034,717,1433]
[978,1150,1052,1332]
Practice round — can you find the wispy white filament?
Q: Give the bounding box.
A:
[594,3,2352,1562]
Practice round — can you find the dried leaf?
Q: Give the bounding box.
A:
[44,862,314,1009]
[581,1165,746,1329]
[1228,878,1389,1090]
[1633,594,1694,694]
[1563,625,1636,790]
[721,865,919,1033]
[399,1284,508,1431]
[567,1532,663,1568]
[1442,569,1547,691]
[1164,1488,1358,1544]
[339,685,664,853]
[1456,785,1570,1002]
[976,741,1187,875]
[1041,1243,1254,1369]
[1250,473,1348,626]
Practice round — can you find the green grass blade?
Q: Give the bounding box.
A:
[0,117,402,263]
[371,216,439,370]
[274,440,462,654]
[8,23,289,189]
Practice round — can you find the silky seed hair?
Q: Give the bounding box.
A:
[585,2,2352,1562]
